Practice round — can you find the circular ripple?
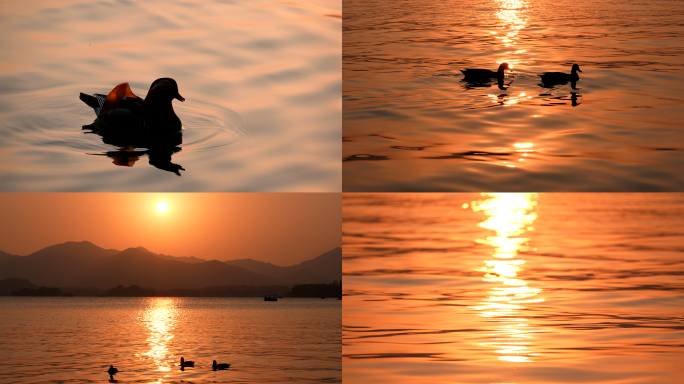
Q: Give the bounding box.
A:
[175,101,252,154]
[4,85,253,158]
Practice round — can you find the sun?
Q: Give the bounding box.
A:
[157,202,168,213]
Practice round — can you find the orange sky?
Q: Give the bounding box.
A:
[0,193,340,266]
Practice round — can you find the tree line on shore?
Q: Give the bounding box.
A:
[9,280,342,298]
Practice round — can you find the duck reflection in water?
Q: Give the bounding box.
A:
[571,92,581,106]
[83,129,185,176]
[538,91,582,107]
[462,77,514,91]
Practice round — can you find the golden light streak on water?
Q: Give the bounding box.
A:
[494,0,529,71]
[486,92,534,107]
[494,0,529,48]
[468,193,543,362]
[488,0,531,112]
[138,298,179,372]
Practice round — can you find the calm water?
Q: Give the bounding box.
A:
[0,0,340,192]
[343,0,684,191]
[0,297,341,383]
[343,193,684,383]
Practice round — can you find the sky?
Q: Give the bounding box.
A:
[0,193,340,266]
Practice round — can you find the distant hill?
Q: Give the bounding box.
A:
[0,250,19,261]
[293,247,342,281]
[224,247,342,284]
[0,242,340,289]
[0,241,119,288]
[132,247,208,264]
[0,278,38,295]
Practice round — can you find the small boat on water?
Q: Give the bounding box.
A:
[264,294,277,301]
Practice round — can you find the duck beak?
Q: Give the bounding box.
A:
[175,94,185,102]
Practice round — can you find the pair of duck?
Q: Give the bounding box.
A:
[460,63,582,86]
[107,358,230,380]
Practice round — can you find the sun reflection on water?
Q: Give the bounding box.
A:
[493,0,529,58]
[138,298,179,373]
[487,92,533,107]
[467,193,543,362]
[490,0,531,108]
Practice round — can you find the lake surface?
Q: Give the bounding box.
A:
[0,0,340,192]
[343,0,684,191]
[343,193,684,383]
[0,297,341,383]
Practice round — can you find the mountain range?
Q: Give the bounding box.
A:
[0,241,341,290]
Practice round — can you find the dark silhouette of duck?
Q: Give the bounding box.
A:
[80,78,184,136]
[107,365,118,380]
[180,357,195,367]
[81,78,186,175]
[461,63,513,90]
[461,63,513,82]
[539,64,582,88]
[213,360,231,370]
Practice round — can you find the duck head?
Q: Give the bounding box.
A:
[497,62,513,75]
[147,78,184,103]
[571,64,582,74]
[142,78,184,132]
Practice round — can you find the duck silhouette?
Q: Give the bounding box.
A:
[81,78,186,175]
[539,64,582,88]
[107,365,118,380]
[180,357,195,367]
[461,63,513,82]
[461,63,513,90]
[80,78,184,136]
[212,360,231,370]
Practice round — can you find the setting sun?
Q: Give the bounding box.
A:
[157,202,168,213]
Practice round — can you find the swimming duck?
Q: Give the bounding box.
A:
[180,357,194,367]
[80,78,184,136]
[461,62,513,82]
[107,365,118,380]
[539,64,582,86]
[213,360,231,370]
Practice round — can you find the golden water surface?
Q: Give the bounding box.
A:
[0,0,340,191]
[343,193,684,383]
[343,0,684,191]
[0,297,341,383]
